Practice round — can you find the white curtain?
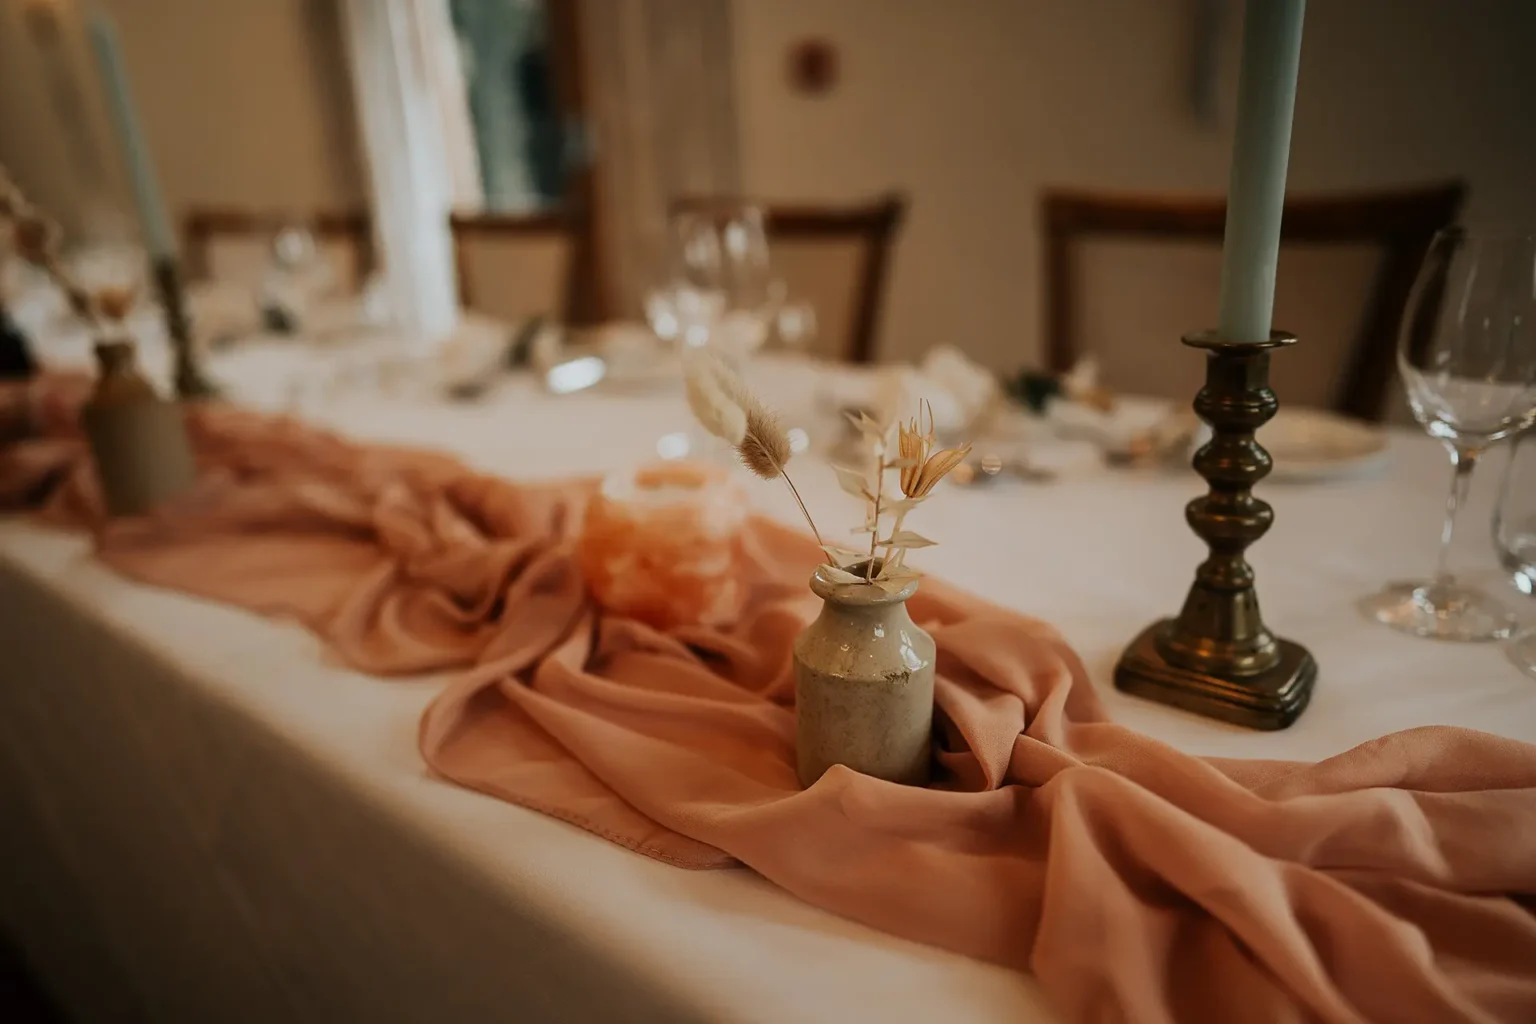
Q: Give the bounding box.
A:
[338,0,465,349]
[416,2,484,210]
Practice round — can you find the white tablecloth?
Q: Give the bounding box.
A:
[1,344,1532,1023]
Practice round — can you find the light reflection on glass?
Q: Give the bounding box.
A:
[655,432,691,460]
[545,356,605,395]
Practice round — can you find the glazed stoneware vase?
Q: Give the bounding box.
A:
[81,339,196,517]
[793,561,936,788]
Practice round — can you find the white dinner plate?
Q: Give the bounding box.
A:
[1255,407,1390,482]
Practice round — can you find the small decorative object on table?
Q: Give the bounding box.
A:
[1008,356,1116,415]
[796,558,934,786]
[578,461,749,630]
[1115,333,1317,728]
[683,353,972,786]
[1115,0,1315,729]
[82,326,196,517]
[1,167,195,517]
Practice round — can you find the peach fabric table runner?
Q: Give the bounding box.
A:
[1,353,1534,1023]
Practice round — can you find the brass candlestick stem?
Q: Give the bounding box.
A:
[1114,330,1316,729]
[150,256,218,400]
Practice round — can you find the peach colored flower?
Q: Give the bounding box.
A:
[902,443,972,498]
[897,418,928,495]
[897,403,971,499]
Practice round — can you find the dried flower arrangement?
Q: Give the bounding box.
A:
[0,164,123,330]
[683,352,971,593]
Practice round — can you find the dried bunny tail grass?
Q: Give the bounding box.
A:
[737,404,791,480]
[737,402,823,547]
[689,351,795,479]
[683,349,824,547]
[683,354,747,444]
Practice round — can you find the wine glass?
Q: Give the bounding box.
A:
[1493,429,1536,673]
[1365,229,1536,640]
[772,290,819,355]
[650,201,774,362]
[260,222,330,333]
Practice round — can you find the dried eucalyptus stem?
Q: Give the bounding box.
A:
[864,448,886,580]
[838,401,970,587]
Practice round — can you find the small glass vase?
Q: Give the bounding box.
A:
[794,560,935,788]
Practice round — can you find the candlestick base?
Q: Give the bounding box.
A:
[150,257,219,401]
[1115,619,1315,730]
[1113,330,1317,730]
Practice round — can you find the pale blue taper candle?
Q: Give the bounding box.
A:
[87,9,177,260]
[1217,0,1306,343]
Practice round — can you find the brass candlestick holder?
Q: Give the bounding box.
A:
[1114,330,1317,730]
[150,256,218,400]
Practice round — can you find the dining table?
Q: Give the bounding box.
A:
[1,312,1532,1024]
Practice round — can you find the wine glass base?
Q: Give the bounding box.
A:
[1363,580,1518,642]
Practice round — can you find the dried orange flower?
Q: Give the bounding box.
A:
[904,444,972,498]
[897,418,926,495]
[897,402,972,499]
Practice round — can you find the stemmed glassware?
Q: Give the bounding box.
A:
[260,222,330,333]
[1493,429,1536,673]
[646,201,774,363]
[1364,229,1536,640]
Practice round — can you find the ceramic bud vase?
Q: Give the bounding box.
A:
[794,561,936,788]
[81,339,196,517]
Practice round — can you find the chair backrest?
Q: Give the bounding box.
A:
[1041,182,1465,421]
[449,210,578,325]
[183,208,374,295]
[672,194,907,363]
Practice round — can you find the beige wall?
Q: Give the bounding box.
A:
[5,0,1534,369]
[731,0,1536,369]
[0,0,364,247]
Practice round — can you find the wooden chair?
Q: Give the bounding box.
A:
[1041,182,1466,421]
[449,210,580,325]
[183,208,374,294]
[671,194,907,363]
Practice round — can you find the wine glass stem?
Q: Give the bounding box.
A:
[1433,444,1481,587]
